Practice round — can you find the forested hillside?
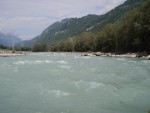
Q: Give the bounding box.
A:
[22,0,142,47]
[32,0,150,53]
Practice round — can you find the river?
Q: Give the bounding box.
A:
[0,53,150,113]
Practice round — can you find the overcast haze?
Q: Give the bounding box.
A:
[0,0,126,40]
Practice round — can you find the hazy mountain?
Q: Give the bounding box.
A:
[22,0,142,47]
[0,31,22,47]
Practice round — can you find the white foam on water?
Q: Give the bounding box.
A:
[73,80,104,91]
[35,60,53,64]
[116,58,126,61]
[39,89,70,97]
[82,56,91,59]
[35,60,43,63]
[86,81,104,91]
[31,53,45,56]
[13,60,30,65]
[14,60,53,65]
[73,80,84,88]
[48,90,70,97]
[57,60,68,64]
[45,60,53,63]
[59,65,71,69]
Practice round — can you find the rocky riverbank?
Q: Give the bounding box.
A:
[0,49,25,57]
[81,52,150,60]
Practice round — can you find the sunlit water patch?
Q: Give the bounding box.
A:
[0,53,150,113]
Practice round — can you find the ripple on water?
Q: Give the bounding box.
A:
[56,60,68,64]
[116,58,126,61]
[141,60,150,64]
[73,80,104,91]
[48,90,70,97]
[13,60,29,65]
[59,65,71,69]
[13,67,18,72]
[82,56,91,59]
[88,81,104,89]
[1,53,150,113]
[13,60,53,65]
[39,89,70,98]
[35,60,53,64]
[74,56,81,59]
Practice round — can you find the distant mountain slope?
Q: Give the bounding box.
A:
[31,0,149,53]
[0,31,22,47]
[22,0,142,46]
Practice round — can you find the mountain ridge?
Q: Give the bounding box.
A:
[21,0,142,47]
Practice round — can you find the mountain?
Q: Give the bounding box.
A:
[22,0,142,47]
[0,31,22,47]
[42,0,149,53]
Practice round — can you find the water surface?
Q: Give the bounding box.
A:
[0,53,150,113]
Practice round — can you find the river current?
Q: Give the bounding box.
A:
[0,53,150,113]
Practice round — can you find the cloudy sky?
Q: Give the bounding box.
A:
[0,0,126,40]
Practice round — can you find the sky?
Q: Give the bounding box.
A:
[0,0,126,40]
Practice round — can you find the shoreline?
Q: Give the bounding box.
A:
[47,51,150,60]
[37,51,150,60]
[81,52,150,60]
[0,49,27,57]
[0,50,150,60]
[0,53,24,57]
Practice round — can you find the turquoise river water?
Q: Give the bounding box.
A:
[0,53,150,113]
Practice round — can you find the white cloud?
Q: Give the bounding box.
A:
[0,0,126,40]
[0,17,57,40]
